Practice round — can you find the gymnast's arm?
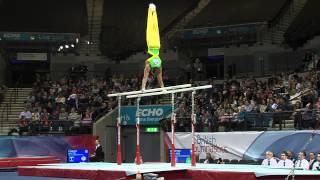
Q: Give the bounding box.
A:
[141,61,150,90]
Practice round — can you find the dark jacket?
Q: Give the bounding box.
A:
[90,145,104,162]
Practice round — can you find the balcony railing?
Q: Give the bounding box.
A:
[160,109,320,132]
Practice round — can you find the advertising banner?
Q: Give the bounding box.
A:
[121,105,172,125]
[166,131,320,161]
[0,135,95,162]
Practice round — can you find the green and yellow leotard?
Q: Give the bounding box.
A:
[146,3,161,69]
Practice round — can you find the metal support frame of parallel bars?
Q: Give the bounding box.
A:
[107,84,212,166]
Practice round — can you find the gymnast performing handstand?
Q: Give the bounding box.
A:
[141,3,164,90]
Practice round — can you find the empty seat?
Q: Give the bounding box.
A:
[230,159,239,164]
[223,159,230,164]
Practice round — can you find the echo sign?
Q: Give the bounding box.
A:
[136,108,164,117]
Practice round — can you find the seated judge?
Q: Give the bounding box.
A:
[89,139,104,162]
[295,151,309,170]
[278,151,293,168]
[311,152,320,170]
[261,151,277,167]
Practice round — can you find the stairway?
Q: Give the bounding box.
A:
[78,0,104,56]
[0,88,32,135]
[262,0,308,44]
[162,0,211,49]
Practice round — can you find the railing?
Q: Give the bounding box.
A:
[160,110,320,132]
[0,86,7,134]
[0,76,22,134]
[219,110,320,131]
[0,103,8,134]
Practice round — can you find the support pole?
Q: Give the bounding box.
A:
[191,91,196,166]
[135,96,141,165]
[116,96,122,165]
[170,93,176,167]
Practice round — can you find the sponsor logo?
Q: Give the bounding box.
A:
[195,135,227,154]
[136,108,164,117]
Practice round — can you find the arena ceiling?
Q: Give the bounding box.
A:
[186,0,288,28]
[0,0,88,35]
[0,0,319,56]
[100,0,198,59]
[285,0,320,47]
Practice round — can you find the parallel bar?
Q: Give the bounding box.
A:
[107,84,191,97]
[126,85,212,99]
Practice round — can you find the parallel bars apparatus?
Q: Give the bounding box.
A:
[107,84,191,165]
[127,85,212,167]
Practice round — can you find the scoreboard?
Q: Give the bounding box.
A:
[169,149,191,163]
[67,149,89,163]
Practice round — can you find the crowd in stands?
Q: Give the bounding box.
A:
[17,67,320,134]
[18,74,140,134]
[173,71,320,132]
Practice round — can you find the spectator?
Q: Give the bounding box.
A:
[67,92,78,110]
[278,151,293,168]
[56,93,66,105]
[19,108,32,122]
[25,92,36,105]
[259,99,268,113]
[46,102,54,114]
[8,128,19,136]
[32,108,41,123]
[19,115,28,134]
[295,151,309,170]
[82,108,93,126]
[50,107,60,121]
[261,151,277,167]
[68,108,81,129]
[40,108,50,131]
[59,108,68,121]
[31,108,41,132]
[309,152,316,170]
[58,107,70,131]
[244,100,253,112]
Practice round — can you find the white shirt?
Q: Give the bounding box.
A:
[19,111,32,119]
[295,159,309,170]
[309,159,316,166]
[262,158,278,167]
[312,161,320,170]
[278,159,294,168]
